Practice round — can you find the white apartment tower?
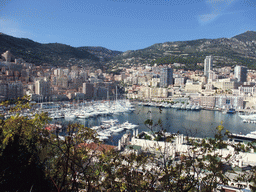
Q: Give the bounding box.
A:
[53,68,63,77]
[204,56,213,80]
[234,65,247,83]
[35,79,51,97]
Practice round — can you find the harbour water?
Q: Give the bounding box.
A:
[55,103,256,145]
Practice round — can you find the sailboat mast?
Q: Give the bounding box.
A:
[116,86,118,101]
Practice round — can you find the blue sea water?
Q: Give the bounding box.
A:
[54,104,256,145]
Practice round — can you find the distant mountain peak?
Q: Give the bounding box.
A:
[1,31,256,69]
[232,31,256,42]
[0,34,122,67]
[107,30,256,70]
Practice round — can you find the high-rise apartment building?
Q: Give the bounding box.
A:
[160,67,173,88]
[234,65,247,82]
[53,68,63,77]
[82,82,94,98]
[0,81,23,100]
[35,79,51,97]
[204,56,213,80]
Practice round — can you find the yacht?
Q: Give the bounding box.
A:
[186,104,192,110]
[90,118,138,140]
[49,112,64,119]
[227,108,236,114]
[229,131,256,142]
[172,103,182,109]
[97,136,109,141]
[102,119,119,126]
[238,112,256,120]
[180,104,187,110]
[112,127,125,133]
[161,103,172,108]
[122,121,139,129]
[191,105,196,111]
[64,112,76,119]
[77,113,90,119]
[194,105,201,111]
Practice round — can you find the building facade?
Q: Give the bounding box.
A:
[213,79,239,90]
[160,67,173,88]
[82,82,94,99]
[185,81,203,93]
[204,56,213,81]
[238,85,256,96]
[35,79,51,97]
[199,96,244,109]
[0,81,23,100]
[234,65,247,82]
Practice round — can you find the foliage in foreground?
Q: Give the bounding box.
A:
[0,98,256,191]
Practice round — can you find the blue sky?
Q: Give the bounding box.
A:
[0,0,255,51]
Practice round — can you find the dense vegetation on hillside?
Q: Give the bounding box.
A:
[0,33,121,68]
[233,31,256,42]
[107,31,256,70]
[152,55,205,70]
[1,31,256,70]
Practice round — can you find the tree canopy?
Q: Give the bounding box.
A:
[0,97,256,191]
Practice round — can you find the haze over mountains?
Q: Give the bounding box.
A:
[1,31,256,70]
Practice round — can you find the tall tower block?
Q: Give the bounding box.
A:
[204,56,213,82]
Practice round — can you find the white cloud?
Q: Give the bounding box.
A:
[199,13,219,23]
[0,18,31,38]
[198,0,236,24]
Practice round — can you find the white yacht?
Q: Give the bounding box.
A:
[230,131,256,141]
[191,105,196,111]
[121,121,138,129]
[186,104,192,110]
[180,104,187,110]
[238,112,256,120]
[50,112,64,119]
[64,112,76,119]
[76,112,90,119]
[172,103,182,109]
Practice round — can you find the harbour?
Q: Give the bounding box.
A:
[46,101,256,145]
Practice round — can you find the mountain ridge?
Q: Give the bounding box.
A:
[107,31,256,70]
[1,31,256,69]
[0,33,122,67]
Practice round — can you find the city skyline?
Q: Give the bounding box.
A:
[0,0,256,52]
